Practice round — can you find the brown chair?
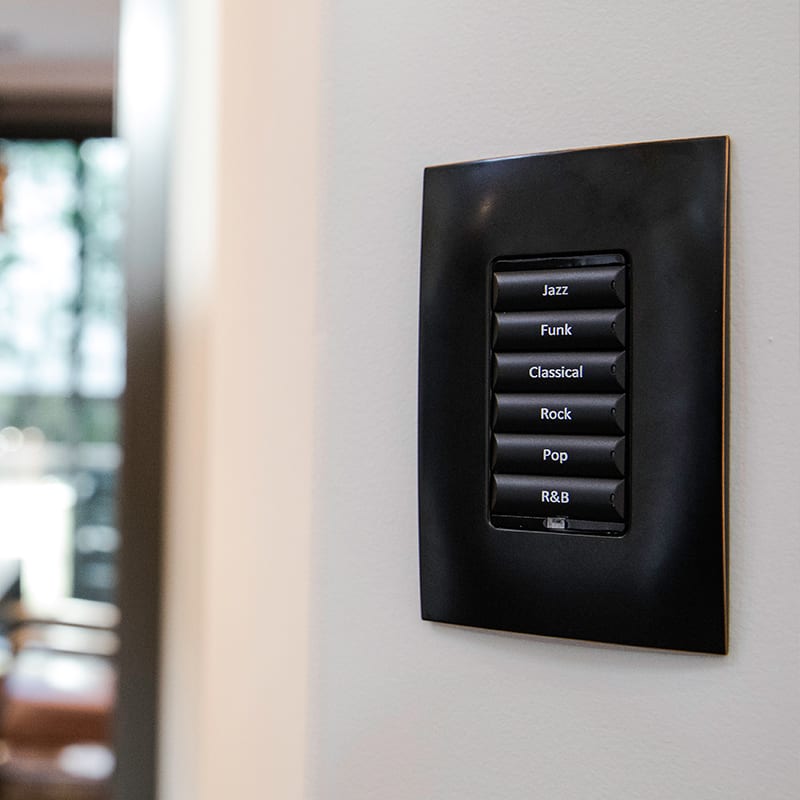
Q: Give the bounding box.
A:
[0,601,117,800]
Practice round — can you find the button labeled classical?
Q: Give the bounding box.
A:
[493,352,626,392]
[528,364,583,379]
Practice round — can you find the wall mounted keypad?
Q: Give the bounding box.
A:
[418,137,729,653]
[490,253,628,534]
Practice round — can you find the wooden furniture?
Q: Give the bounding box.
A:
[0,600,117,799]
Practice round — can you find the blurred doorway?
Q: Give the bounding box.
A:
[0,3,132,798]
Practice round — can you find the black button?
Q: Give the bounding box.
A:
[491,474,625,523]
[493,393,625,435]
[493,266,625,311]
[493,352,625,393]
[494,309,625,351]
[492,434,625,478]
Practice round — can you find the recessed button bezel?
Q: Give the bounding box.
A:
[489,252,629,536]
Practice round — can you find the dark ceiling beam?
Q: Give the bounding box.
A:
[0,91,113,139]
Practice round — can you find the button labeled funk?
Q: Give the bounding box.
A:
[493,309,625,351]
[540,322,572,336]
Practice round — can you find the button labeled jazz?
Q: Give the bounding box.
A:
[493,265,625,311]
[492,433,625,478]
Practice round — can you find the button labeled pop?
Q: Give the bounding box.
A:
[492,433,625,478]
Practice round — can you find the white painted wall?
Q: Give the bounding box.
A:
[163,1,800,798]
[308,2,799,799]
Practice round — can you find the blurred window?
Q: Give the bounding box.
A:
[0,138,126,606]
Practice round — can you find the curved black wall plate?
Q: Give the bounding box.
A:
[418,137,729,654]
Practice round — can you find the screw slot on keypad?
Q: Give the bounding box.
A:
[489,253,628,535]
